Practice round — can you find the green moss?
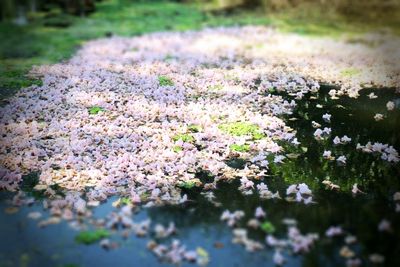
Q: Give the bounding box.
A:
[178,179,201,189]
[88,106,105,115]
[229,144,250,152]
[158,76,174,86]
[208,84,224,91]
[75,229,110,245]
[20,172,40,192]
[172,133,195,143]
[19,253,30,267]
[164,54,176,61]
[140,192,150,201]
[219,122,265,140]
[340,68,361,77]
[252,132,265,140]
[188,124,202,133]
[120,197,131,205]
[173,145,183,152]
[260,221,276,234]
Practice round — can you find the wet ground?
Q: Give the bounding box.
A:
[1,85,399,267]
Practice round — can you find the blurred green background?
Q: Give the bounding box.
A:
[0,0,399,101]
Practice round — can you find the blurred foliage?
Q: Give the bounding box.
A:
[212,0,400,23]
[206,0,399,36]
[0,0,96,20]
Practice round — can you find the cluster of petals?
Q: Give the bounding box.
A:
[286,183,313,204]
[357,142,399,162]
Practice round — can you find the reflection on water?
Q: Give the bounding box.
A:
[0,86,399,267]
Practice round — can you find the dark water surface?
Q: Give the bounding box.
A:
[1,86,399,267]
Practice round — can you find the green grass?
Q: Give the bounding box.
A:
[1,0,398,102]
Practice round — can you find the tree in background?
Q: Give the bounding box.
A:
[0,0,97,21]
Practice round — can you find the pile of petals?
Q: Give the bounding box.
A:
[285,183,313,204]
[1,26,399,199]
[0,27,334,202]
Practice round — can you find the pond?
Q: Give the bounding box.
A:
[0,85,399,267]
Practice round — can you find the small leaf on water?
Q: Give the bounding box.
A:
[196,247,210,266]
[4,207,19,214]
[75,229,110,245]
[196,247,208,257]
[335,104,346,109]
[261,221,276,234]
[214,242,224,248]
[286,153,300,159]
